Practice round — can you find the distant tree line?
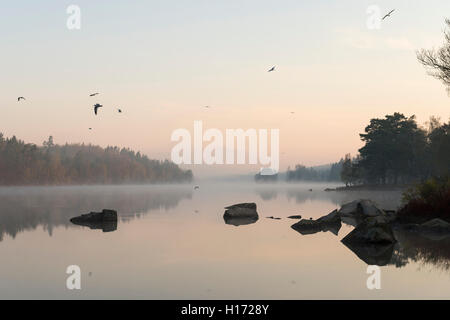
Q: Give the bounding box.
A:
[286,161,343,182]
[341,113,450,186]
[0,134,193,185]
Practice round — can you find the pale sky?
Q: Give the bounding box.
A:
[1,0,449,177]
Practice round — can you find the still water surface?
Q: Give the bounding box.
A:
[0,183,448,299]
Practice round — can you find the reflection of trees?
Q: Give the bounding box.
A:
[0,186,192,241]
[340,225,450,270]
[285,188,403,211]
[255,189,278,201]
[392,229,450,271]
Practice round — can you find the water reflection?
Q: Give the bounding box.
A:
[393,229,450,270]
[342,242,396,266]
[341,223,450,268]
[0,183,448,273]
[223,216,259,226]
[0,186,192,241]
[70,219,118,233]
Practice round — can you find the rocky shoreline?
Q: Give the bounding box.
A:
[223,200,450,266]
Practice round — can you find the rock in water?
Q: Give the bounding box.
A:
[342,217,396,244]
[338,199,386,218]
[223,203,259,226]
[317,209,340,224]
[223,203,258,218]
[291,210,342,236]
[70,209,118,232]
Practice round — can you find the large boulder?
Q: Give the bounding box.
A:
[338,199,386,218]
[342,217,396,244]
[224,203,258,219]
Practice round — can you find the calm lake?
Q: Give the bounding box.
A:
[0,182,448,299]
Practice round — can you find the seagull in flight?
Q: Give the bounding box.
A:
[94,103,103,115]
[17,97,26,102]
[89,93,99,97]
[382,9,395,20]
[268,66,276,72]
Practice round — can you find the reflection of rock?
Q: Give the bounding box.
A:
[291,210,342,236]
[392,227,450,269]
[71,220,118,232]
[342,217,396,244]
[342,241,395,266]
[70,209,118,233]
[224,216,259,226]
[223,203,258,226]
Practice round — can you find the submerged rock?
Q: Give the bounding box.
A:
[70,209,118,232]
[287,215,302,220]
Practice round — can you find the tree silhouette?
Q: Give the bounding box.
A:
[417,19,450,93]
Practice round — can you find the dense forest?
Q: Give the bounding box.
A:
[0,134,193,185]
[341,114,450,186]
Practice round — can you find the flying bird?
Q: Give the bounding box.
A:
[268,66,276,72]
[194,185,200,190]
[89,93,99,97]
[17,97,26,101]
[382,9,395,20]
[204,106,210,109]
[93,103,103,115]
